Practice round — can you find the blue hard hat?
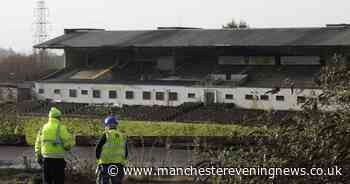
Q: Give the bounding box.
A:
[104,116,118,127]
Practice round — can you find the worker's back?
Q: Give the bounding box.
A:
[34,107,74,184]
[39,118,73,158]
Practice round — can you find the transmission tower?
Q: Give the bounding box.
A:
[34,0,49,45]
[33,0,50,71]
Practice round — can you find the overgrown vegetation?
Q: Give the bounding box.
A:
[198,58,350,183]
[1,56,349,183]
[0,117,268,145]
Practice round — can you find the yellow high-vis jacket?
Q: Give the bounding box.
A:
[97,129,127,165]
[35,118,75,159]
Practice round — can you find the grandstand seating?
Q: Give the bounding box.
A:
[240,66,320,88]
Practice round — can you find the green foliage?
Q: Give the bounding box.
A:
[0,116,268,145]
[199,58,350,183]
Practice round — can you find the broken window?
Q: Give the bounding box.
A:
[169,92,178,101]
[93,90,101,98]
[297,96,306,103]
[126,91,134,100]
[245,95,254,100]
[143,91,151,100]
[156,92,165,101]
[109,91,117,99]
[38,89,44,94]
[69,89,77,98]
[260,95,269,101]
[188,93,196,99]
[81,90,88,95]
[276,95,285,101]
[225,94,234,100]
[54,89,61,94]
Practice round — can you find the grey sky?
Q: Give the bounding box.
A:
[1,0,349,53]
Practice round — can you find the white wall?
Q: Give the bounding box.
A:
[34,82,322,111]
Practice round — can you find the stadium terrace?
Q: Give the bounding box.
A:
[33,25,350,110]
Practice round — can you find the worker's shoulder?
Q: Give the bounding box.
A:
[59,122,68,128]
[42,122,51,129]
[116,130,126,138]
[121,134,127,141]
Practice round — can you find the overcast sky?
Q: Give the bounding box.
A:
[1,0,350,53]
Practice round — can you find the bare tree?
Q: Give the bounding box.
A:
[223,19,249,29]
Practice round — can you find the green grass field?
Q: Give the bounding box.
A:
[0,116,269,145]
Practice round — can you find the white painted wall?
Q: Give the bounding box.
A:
[34,82,322,111]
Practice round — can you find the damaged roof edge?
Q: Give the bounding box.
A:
[34,28,105,49]
[34,26,350,49]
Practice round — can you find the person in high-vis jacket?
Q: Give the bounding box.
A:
[35,107,75,184]
[96,115,128,184]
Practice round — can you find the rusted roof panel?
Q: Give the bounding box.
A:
[35,27,350,48]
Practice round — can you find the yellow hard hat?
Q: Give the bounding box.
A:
[49,107,62,118]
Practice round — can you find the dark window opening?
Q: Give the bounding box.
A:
[260,95,269,101]
[109,91,117,99]
[156,92,165,101]
[188,93,196,98]
[126,91,134,100]
[169,92,178,101]
[225,94,234,100]
[143,91,151,100]
[276,96,285,101]
[245,95,254,100]
[69,89,77,98]
[318,96,327,103]
[297,96,306,103]
[93,90,101,98]
[81,90,88,95]
[54,89,61,94]
[38,89,44,94]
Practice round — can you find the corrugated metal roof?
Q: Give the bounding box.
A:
[35,27,350,48]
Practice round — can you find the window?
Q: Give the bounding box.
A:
[38,89,44,94]
[260,95,269,101]
[318,96,327,103]
[276,95,285,101]
[69,89,77,98]
[245,95,254,100]
[143,91,151,100]
[297,96,306,103]
[54,89,61,94]
[188,93,196,99]
[225,94,234,100]
[93,90,101,98]
[81,90,88,95]
[125,91,134,100]
[169,92,178,101]
[156,92,165,101]
[109,90,117,99]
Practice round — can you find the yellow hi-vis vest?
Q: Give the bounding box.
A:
[98,129,127,165]
[34,118,74,159]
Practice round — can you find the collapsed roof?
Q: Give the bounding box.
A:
[35,26,350,49]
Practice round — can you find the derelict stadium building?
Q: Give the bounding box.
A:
[34,25,350,110]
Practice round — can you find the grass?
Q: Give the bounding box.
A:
[0,116,270,145]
